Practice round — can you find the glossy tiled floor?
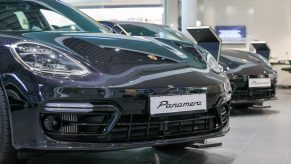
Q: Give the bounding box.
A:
[27,89,291,164]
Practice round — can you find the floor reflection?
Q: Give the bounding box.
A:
[27,147,235,164]
[25,89,291,164]
[230,108,279,117]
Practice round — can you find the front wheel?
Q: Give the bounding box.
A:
[0,89,20,164]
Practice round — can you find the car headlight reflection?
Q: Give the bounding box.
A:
[224,79,232,92]
[195,45,221,74]
[257,54,272,68]
[269,73,277,80]
[208,55,221,74]
[10,42,89,76]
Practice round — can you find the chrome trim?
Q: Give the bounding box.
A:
[45,103,94,108]
[44,107,93,113]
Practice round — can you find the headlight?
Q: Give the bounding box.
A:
[207,55,221,74]
[10,42,89,76]
[257,54,272,68]
[219,64,226,72]
[269,72,277,80]
[223,79,232,92]
[195,45,221,74]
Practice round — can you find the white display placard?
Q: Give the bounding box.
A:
[249,78,271,88]
[150,94,207,115]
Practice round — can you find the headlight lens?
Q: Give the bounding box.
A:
[269,72,277,80]
[257,54,272,68]
[208,55,221,74]
[11,42,89,76]
[195,45,221,74]
[219,64,225,72]
[223,79,232,92]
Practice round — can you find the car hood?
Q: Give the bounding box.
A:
[21,32,197,63]
[220,49,274,75]
[1,32,228,89]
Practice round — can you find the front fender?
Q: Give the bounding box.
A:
[0,74,16,148]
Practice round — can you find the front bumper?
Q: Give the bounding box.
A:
[231,97,277,104]
[18,125,229,151]
[229,75,277,104]
[11,90,230,151]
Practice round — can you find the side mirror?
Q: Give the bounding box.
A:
[187,26,222,62]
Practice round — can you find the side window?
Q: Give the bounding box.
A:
[40,9,81,31]
[14,11,29,30]
[0,10,29,31]
[100,23,122,34]
[121,24,156,36]
[101,24,115,33]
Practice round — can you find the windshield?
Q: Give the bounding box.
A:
[0,1,106,32]
[119,23,194,43]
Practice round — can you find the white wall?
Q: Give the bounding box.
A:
[181,0,197,33]
[64,0,164,25]
[198,0,291,62]
[81,7,164,24]
[164,0,179,30]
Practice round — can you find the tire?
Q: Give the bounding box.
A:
[0,88,20,164]
[153,142,194,151]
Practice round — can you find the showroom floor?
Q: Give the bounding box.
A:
[27,89,291,164]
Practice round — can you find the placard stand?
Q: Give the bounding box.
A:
[187,26,222,62]
[251,41,278,107]
[188,139,222,149]
[251,41,270,60]
[186,26,223,149]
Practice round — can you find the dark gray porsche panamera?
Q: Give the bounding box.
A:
[219,49,277,107]
[99,21,277,108]
[0,0,232,163]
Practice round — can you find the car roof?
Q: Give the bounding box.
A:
[221,49,259,58]
[107,21,169,28]
[222,49,254,55]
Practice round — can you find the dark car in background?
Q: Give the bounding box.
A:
[100,21,277,108]
[219,50,277,108]
[0,0,232,163]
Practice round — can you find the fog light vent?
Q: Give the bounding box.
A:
[43,115,61,132]
[41,103,121,141]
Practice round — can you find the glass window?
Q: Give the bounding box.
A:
[120,23,193,43]
[40,9,81,31]
[13,11,29,30]
[120,24,158,37]
[0,1,89,32]
[162,27,194,43]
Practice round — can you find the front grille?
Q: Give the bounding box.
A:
[230,75,276,100]
[42,105,229,143]
[63,38,175,75]
[232,88,275,100]
[109,113,216,142]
